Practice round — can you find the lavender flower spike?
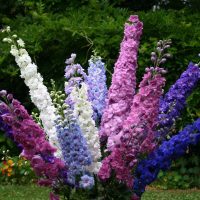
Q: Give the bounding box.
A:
[55,107,93,188]
[87,54,108,122]
[64,53,87,108]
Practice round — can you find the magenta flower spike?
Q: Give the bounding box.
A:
[0,91,66,192]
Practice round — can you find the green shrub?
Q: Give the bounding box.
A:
[154,154,200,189]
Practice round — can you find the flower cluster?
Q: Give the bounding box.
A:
[0,159,14,177]
[99,15,143,142]
[133,118,200,197]
[0,149,35,184]
[150,39,172,67]
[0,91,66,188]
[157,63,200,140]
[70,83,102,174]
[99,67,166,187]
[3,34,61,158]
[87,54,107,122]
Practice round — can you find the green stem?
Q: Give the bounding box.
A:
[63,187,71,200]
[94,175,98,197]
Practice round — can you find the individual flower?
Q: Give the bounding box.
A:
[79,174,95,189]
[99,15,143,142]
[17,39,25,47]
[70,83,102,174]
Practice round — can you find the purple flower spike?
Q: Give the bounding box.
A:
[157,63,200,140]
[133,118,200,197]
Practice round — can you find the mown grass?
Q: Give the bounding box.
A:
[142,188,200,200]
[0,185,200,200]
[0,185,50,200]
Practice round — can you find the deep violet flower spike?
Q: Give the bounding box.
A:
[87,55,107,122]
[0,102,13,138]
[99,15,143,141]
[133,118,200,197]
[157,63,200,140]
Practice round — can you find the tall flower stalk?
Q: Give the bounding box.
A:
[133,118,200,198]
[87,54,107,122]
[99,15,143,142]
[70,83,102,174]
[50,85,94,188]
[99,67,166,187]
[3,31,62,158]
[0,91,65,189]
[157,63,200,141]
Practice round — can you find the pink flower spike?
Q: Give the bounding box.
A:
[100,67,166,186]
[99,15,143,149]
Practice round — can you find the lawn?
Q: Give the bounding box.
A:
[0,185,200,200]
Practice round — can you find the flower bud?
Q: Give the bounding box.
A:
[161,69,167,74]
[164,53,171,58]
[150,67,154,71]
[6,26,11,32]
[145,68,150,72]
[151,56,156,62]
[0,90,7,97]
[156,47,162,52]
[160,58,167,64]
[157,42,161,46]
[165,45,170,49]
[7,94,13,101]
